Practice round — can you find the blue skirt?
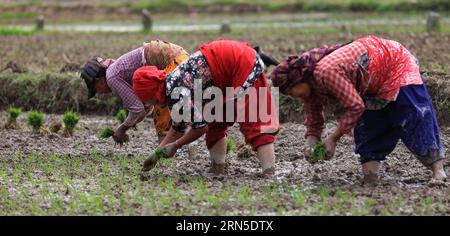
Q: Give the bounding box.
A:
[354,83,445,166]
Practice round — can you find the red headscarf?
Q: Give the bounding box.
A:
[132,66,167,104]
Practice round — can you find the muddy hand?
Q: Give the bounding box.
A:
[113,126,130,145]
[142,154,158,172]
[162,142,179,158]
[303,146,312,160]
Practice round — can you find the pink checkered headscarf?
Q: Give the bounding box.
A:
[271,43,345,94]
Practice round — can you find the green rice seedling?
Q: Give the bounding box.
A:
[141,147,167,173]
[309,142,327,163]
[226,137,234,154]
[155,147,168,160]
[115,109,127,123]
[62,111,80,136]
[236,186,252,207]
[261,185,277,209]
[97,127,114,139]
[6,106,21,128]
[191,178,209,202]
[27,111,44,132]
[293,188,306,209]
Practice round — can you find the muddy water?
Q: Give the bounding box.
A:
[1,112,449,189]
[1,112,449,216]
[6,17,450,33]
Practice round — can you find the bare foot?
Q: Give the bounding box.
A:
[432,170,447,181]
[257,167,275,178]
[430,161,447,181]
[362,172,379,187]
[361,161,381,187]
[208,162,226,175]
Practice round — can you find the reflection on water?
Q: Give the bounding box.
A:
[3,18,450,32]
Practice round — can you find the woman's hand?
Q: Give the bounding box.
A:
[160,126,208,157]
[113,125,130,145]
[324,136,337,159]
[304,136,320,159]
[162,141,180,158]
[324,129,343,159]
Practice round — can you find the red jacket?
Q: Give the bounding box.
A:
[199,39,257,90]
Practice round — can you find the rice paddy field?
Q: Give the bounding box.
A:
[0,0,449,216]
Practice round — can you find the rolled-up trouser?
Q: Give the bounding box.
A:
[205,74,280,151]
[354,83,445,166]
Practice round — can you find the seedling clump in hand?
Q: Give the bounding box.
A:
[309,142,327,163]
[155,147,168,160]
[141,147,167,173]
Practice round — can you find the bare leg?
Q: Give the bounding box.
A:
[430,160,447,181]
[187,140,199,160]
[208,137,227,174]
[256,143,276,176]
[362,161,381,186]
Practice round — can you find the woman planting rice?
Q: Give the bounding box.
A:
[133,39,280,176]
[80,40,188,143]
[271,35,446,185]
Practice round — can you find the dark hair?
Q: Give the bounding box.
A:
[254,46,279,67]
[80,56,106,99]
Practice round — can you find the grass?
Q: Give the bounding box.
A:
[0,72,120,115]
[0,27,35,36]
[125,0,450,13]
[0,12,37,20]
[1,0,449,14]
[1,151,448,215]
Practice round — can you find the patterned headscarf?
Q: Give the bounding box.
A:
[143,40,188,70]
[271,43,345,94]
